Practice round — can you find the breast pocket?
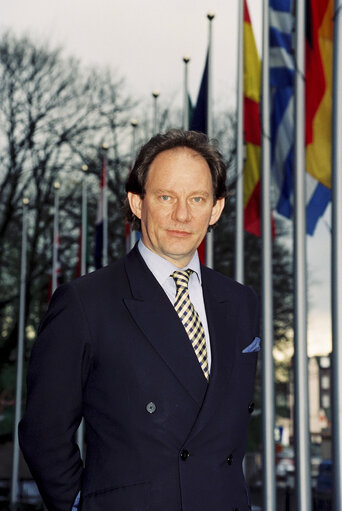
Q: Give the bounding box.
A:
[240,351,258,365]
[238,352,258,386]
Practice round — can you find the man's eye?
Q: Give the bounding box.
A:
[192,197,203,203]
[161,195,170,201]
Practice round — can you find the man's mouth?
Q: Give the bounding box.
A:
[166,229,192,237]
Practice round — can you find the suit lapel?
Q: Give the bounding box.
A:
[124,247,208,406]
[186,266,239,440]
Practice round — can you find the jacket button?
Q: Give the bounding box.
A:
[227,454,233,465]
[146,402,156,414]
[180,449,190,461]
[248,401,255,414]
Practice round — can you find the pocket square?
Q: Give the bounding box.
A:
[242,336,261,353]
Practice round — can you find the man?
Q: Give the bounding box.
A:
[19,130,260,511]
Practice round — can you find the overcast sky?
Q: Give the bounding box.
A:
[1,0,331,356]
[1,0,261,104]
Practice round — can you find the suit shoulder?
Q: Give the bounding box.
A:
[201,266,258,304]
[46,257,130,317]
[69,256,127,294]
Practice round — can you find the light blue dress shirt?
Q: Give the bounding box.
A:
[138,239,212,371]
[72,492,80,511]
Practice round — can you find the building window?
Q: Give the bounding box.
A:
[321,375,330,390]
[322,394,330,409]
[320,357,330,369]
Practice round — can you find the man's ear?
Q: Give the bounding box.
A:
[209,197,225,226]
[127,192,143,220]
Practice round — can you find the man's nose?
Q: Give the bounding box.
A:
[172,199,191,223]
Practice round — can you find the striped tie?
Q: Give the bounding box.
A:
[171,270,209,380]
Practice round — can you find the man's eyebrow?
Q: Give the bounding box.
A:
[153,189,210,197]
[153,189,174,194]
[190,191,210,197]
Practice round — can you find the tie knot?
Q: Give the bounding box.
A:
[171,269,193,289]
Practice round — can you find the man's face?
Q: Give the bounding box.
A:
[128,147,225,268]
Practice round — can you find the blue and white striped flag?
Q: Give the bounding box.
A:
[270,0,331,235]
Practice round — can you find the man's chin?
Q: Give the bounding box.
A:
[162,244,199,265]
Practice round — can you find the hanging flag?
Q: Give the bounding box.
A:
[270,0,331,235]
[183,57,191,131]
[188,94,193,126]
[76,228,82,278]
[243,0,262,237]
[94,158,106,269]
[125,222,131,254]
[55,235,61,284]
[77,169,90,276]
[190,53,208,134]
[126,148,141,253]
[306,0,333,189]
[47,234,61,302]
[48,185,62,301]
[189,52,209,264]
[76,222,90,278]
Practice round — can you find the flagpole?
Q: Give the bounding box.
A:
[10,197,29,508]
[52,181,60,294]
[77,164,88,458]
[332,0,342,508]
[152,90,159,135]
[235,0,244,284]
[131,118,138,158]
[129,119,138,251]
[294,0,312,508]
[102,143,108,267]
[206,12,214,270]
[81,165,88,277]
[261,1,276,509]
[183,56,190,130]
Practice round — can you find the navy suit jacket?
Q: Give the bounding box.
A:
[19,246,259,511]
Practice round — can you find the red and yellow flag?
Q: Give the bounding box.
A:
[243,0,261,236]
[305,0,333,188]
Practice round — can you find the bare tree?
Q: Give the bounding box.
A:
[0,32,134,377]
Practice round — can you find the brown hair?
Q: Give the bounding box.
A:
[125,129,227,230]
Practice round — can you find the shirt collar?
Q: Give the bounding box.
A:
[138,239,202,286]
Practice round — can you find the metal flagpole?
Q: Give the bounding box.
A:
[77,164,88,458]
[52,181,60,294]
[81,164,88,276]
[261,1,276,509]
[152,91,159,135]
[129,119,138,251]
[102,143,108,267]
[183,56,190,130]
[206,12,215,270]
[131,119,138,158]
[10,197,29,508]
[332,1,342,508]
[235,0,244,284]
[294,0,312,508]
